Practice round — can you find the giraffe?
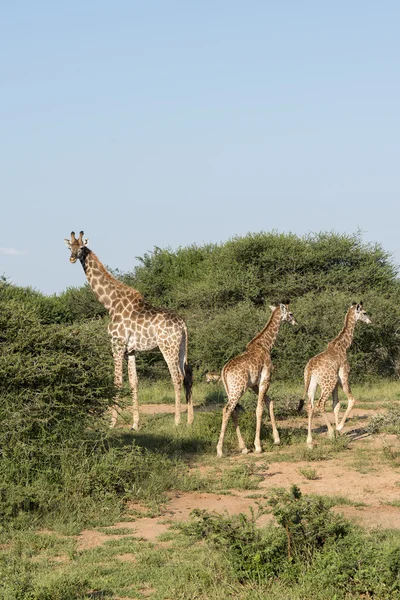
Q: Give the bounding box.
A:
[300,302,372,449]
[64,231,193,429]
[205,371,221,383]
[216,302,297,457]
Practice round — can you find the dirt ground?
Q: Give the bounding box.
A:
[77,404,400,550]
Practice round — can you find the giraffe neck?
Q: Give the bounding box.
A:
[79,248,143,312]
[247,308,281,353]
[328,308,357,355]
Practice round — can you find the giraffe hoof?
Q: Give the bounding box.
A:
[273,439,281,446]
[241,448,249,455]
[131,423,139,431]
[254,447,262,454]
[336,424,344,432]
[216,448,223,458]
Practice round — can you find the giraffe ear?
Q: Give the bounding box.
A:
[83,238,89,246]
[64,239,71,248]
[269,305,276,311]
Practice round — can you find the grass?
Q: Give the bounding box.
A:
[2,379,400,598]
[3,493,400,600]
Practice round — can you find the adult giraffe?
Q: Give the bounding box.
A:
[64,231,193,429]
[300,302,372,448]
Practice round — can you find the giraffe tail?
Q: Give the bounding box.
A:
[298,368,312,413]
[183,363,193,404]
[179,324,193,404]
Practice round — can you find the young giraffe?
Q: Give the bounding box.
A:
[300,302,372,448]
[205,371,221,384]
[64,231,193,429]
[216,302,297,457]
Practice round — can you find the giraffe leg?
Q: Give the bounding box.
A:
[127,353,139,430]
[217,396,240,457]
[319,391,335,439]
[184,364,194,427]
[332,381,341,429]
[337,363,356,432]
[161,347,184,426]
[306,374,318,448]
[254,370,270,453]
[231,406,248,454]
[265,395,280,445]
[111,340,125,428]
[172,371,183,427]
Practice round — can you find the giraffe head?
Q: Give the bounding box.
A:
[352,301,372,324]
[64,231,89,264]
[269,300,297,325]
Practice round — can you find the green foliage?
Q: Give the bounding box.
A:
[180,507,287,582]
[0,283,186,529]
[0,283,115,440]
[122,231,400,380]
[181,488,400,597]
[268,485,350,562]
[368,404,400,436]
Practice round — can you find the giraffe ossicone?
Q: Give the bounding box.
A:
[301,301,372,449]
[216,301,297,458]
[64,231,193,429]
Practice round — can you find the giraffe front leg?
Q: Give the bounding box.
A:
[127,353,139,430]
[265,395,280,445]
[111,340,125,428]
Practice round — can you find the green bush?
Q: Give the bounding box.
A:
[0,283,185,529]
[368,405,400,436]
[181,487,400,597]
[122,231,400,380]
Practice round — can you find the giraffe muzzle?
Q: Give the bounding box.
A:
[70,256,78,264]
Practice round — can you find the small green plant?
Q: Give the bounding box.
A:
[298,466,319,480]
[382,442,400,465]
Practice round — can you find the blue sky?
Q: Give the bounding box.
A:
[1,1,399,294]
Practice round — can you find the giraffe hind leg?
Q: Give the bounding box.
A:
[337,364,356,432]
[216,384,243,457]
[332,381,340,430]
[161,346,184,427]
[232,406,248,454]
[306,374,318,448]
[318,383,335,440]
[265,395,280,445]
